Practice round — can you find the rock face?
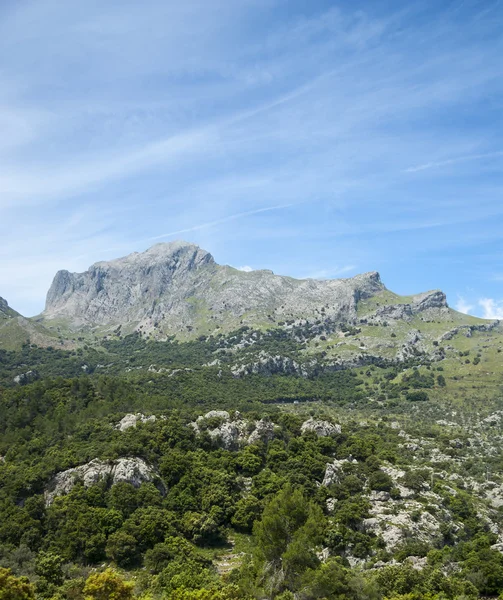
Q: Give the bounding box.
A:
[13,370,40,385]
[362,500,447,551]
[191,411,275,449]
[42,241,385,336]
[0,297,13,317]
[322,457,357,486]
[116,413,156,431]
[45,457,159,505]
[0,296,21,323]
[372,291,449,324]
[301,418,342,437]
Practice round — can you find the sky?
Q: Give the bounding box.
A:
[0,0,502,318]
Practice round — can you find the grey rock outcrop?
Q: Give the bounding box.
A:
[45,457,159,505]
[0,297,10,316]
[322,457,357,487]
[440,320,500,341]
[13,370,40,385]
[191,412,275,449]
[42,241,385,336]
[116,413,156,431]
[301,418,342,437]
[248,419,276,444]
[231,353,309,378]
[370,291,448,325]
[362,500,448,552]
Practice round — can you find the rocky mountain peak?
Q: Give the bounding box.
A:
[39,242,460,341]
[92,240,215,271]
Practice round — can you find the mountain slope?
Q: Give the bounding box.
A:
[42,241,386,336]
[42,240,468,339]
[0,296,70,351]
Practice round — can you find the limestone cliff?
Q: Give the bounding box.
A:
[43,241,385,336]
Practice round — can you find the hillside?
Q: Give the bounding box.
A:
[0,296,69,351]
[37,241,500,366]
[2,243,503,599]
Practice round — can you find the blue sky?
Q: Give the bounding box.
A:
[0,0,502,318]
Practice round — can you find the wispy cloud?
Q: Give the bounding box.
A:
[478,298,503,320]
[404,150,503,173]
[144,204,296,243]
[454,296,475,315]
[0,0,502,314]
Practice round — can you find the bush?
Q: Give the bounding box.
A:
[406,391,429,402]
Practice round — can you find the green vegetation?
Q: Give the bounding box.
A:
[1,309,503,598]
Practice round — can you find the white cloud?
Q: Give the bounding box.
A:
[478,298,503,320]
[454,296,474,315]
[237,265,254,272]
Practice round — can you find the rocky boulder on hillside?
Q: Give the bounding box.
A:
[44,457,161,505]
[301,418,342,437]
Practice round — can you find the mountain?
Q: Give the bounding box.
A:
[42,241,450,338]
[0,296,67,351]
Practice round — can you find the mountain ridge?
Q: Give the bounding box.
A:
[42,241,389,337]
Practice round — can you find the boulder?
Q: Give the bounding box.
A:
[116,413,156,431]
[13,370,39,385]
[301,418,342,437]
[45,457,159,505]
[248,419,275,444]
[322,457,356,487]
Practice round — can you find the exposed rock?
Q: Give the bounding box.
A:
[484,412,503,425]
[322,457,357,487]
[484,485,503,508]
[207,420,249,450]
[42,241,385,336]
[45,457,159,505]
[411,290,448,312]
[316,547,331,562]
[326,498,338,513]
[363,500,447,551]
[191,412,275,449]
[406,556,428,570]
[371,290,448,324]
[202,410,230,421]
[116,413,156,431]
[0,296,10,315]
[440,320,499,341]
[436,420,458,427]
[231,353,309,378]
[396,330,427,362]
[13,370,40,385]
[301,418,342,437]
[248,419,276,444]
[370,491,390,502]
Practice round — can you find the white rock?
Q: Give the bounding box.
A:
[116,413,156,431]
[202,410,230,421]
[326,498,338,513]
[322,458,356,487]
[45,457,158,505]
[248,419,275,444]
[301,418,342,437]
